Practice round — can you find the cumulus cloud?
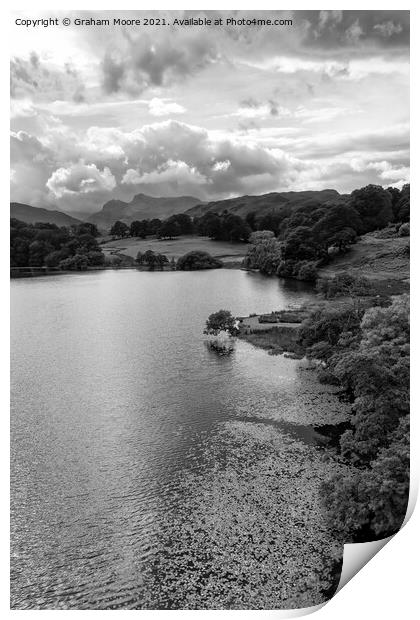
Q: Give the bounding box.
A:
[123,160,208,191]
[46,163,116,198]
[147,98,186,116]
[10,111,410,213]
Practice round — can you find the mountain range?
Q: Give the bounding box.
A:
[87,193,202,229]
[10,203,83,227]
[11,189,344,230]
[185,189,342,219]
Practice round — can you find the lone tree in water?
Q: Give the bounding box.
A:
[204,309,237,336]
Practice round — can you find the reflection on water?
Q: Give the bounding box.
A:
[11,269,315,609]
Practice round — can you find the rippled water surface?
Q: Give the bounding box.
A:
[11,269,319,609]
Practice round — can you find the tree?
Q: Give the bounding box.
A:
[28,240,54,266]
[158,219,180,240]
[44,250,67,268]
[86,251,105,266]
[130,220,148,238]
[316,274,372,299]
[296,261,318,282]
[321,415,409,541]
[204,310,237,336]
[249,230,275,244]
[393,184,410,223]
[348,185,393,233]
[155,253,169,270]
[143,249,157,270]
[245,211,257,231]
[311,294,410,541]
[59,254,89,271]
[74,222,99,237]
[166,213,193,235]
[312,204,362,250]
[77,233,99,252]
[110,221,130,238]
[148,218,162,235]
[243,235,283,274]
[283,226,320,262]
[200,213,222,239]
[176,250,223,271]
[10,237,30,267]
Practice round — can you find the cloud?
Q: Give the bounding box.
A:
[148,98,186,116]
[233,99,291,120]
[374,21,403,37]
[212,160,231,172]
[242,55,408,80]
[10,112,410,213]
[9,10,409,211]
[294,106,356,124]
[299,10,409,49]
[101,30,217,95]
[46,163,116,198]
[11,54,84,102]
[123,160,208,191]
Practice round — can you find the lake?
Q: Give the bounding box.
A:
[11,269,343,609]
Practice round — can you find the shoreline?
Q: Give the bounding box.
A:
[10,261,244,279]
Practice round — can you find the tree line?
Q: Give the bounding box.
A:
[297,292,409,541]
[109,211,252,242]
[135,249,222,271]
[11,220,105,270]
[243,183,410,282]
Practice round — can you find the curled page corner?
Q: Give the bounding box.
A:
[335,535,393,594]
[333,478,418,599]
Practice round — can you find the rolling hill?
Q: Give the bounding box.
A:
[88,193,202,230]
[10,203,83,227]
[185,189,343,219]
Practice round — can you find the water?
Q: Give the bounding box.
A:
[10,269,316,609]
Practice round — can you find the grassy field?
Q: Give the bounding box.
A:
[318,232,409,294]
[100,235,249,264]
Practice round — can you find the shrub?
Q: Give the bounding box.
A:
[59,254,88,271]
[316,273,372,299]
[276,260,295,278]
[204,310,237,336]
[176,250,223,271]
[296,261,318,282]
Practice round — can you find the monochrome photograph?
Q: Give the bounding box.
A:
[10,9,410,610]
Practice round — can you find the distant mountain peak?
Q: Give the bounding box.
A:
[88,193,203,230]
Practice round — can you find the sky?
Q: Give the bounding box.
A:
[10,10,410,215]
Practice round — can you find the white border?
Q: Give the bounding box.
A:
[2,2,418,618]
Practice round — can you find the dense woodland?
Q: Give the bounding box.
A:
[10,220,105,270]
[243,183,410,281]
[298,293,409,541]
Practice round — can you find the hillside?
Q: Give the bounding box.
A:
[186,189,343,219]
[318,230,410,293]
[10,203,82,227]
[88,193,202,230]
[100,235,248,265]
